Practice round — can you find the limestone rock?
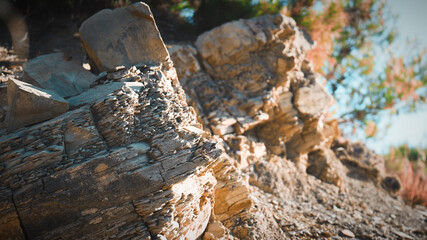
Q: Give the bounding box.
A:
[294,82,333,117]
[1,3,423,240]
[4,78,69,130]
[307,148,344,186]
[340,229,355,238]
[23,52,96,98]
[79,2,169,72]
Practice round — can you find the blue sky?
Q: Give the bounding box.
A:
[367,0,427,153]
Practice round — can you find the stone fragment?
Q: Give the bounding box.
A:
[23,52,97,98]
[307,148,344,186]
[381,175,401,193]
[294,82,333,117]
[204,220,227,239]
[79,2,169,72]
[340,229,355,238]
[391,230,414,239]
[4,78,69,130]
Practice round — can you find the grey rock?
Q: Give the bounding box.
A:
[4,78,69,131]
[23,52,97,98]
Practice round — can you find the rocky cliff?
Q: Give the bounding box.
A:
[0,2,426,240]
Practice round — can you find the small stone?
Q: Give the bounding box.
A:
[391,230,414,239]
[340,229,355,238]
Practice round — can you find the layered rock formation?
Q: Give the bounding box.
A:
[1,3,220,239]
[0,2,426,240]
[169,11,425,240]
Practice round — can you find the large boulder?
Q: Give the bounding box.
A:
[79,2,169,72]
[23,52,97,98]
[0,64,220,239]
[4,78,69,130]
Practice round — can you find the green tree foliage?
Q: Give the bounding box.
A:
[283,0,426,136]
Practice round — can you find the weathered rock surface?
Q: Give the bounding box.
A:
[0,64,220,239]
[4,78,69,130]
[0,2,426,240]
[170,11,426,240]
[79,2,169,72]
[23,52,96,98]
[1,3,219,239]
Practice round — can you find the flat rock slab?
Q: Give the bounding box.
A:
[4,79,69,131]
[23,52,97,98]
[67,82,143,108]
[79,2,169,72]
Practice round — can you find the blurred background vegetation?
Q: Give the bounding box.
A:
[1,0,426,205]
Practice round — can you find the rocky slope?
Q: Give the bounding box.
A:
[0,2,426,239]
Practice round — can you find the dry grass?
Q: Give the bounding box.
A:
[385,145,427,206]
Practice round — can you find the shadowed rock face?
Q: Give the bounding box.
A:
[23,52,97,98]
[4,78,69,130]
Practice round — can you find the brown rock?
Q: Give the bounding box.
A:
[4,78,69,131]
[294,82,333,117]
[79,2,169,72]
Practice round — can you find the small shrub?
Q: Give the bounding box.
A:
[385,145,427,206]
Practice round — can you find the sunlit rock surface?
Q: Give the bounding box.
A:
[0,2,425,239]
